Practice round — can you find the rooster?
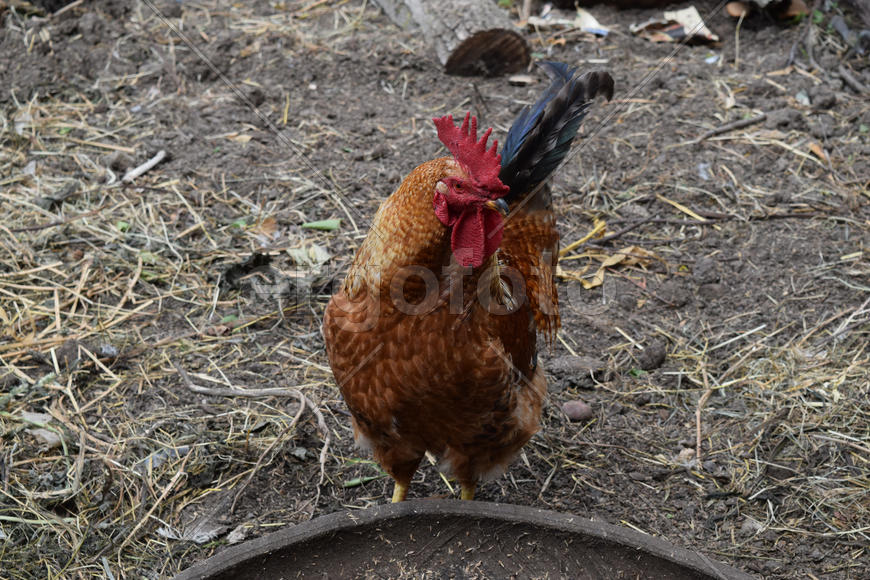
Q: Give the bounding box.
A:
[323,63,613,502]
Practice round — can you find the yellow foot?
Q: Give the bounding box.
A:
[391,482,408,503]
[460,484,476,500]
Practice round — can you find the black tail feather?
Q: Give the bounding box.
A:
[499,63,613,202]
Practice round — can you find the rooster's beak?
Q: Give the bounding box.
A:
[485,198,510,217]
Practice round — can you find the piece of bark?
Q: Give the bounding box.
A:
[372,0,530,77]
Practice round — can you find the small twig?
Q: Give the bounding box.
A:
[538,464,557,498]
[590,218,653,246]
[686,113,767,145]
[298,391,331,518]
[172,360,302,399]
[609,217,713,227]
[838,64,868,94]
[734,12,745,68]
[786,2,816,67]
[303,392,332,487]
[810,433,870,456]
[709,324,768,352]
[815,296,870,346]
[520,0,532,22]
[101,557,116,580]
[804,24,824,74]
[122,150,167,183]
[696,367,714,463]
[52,0,84,17]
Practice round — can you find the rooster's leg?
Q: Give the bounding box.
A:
[391,482,409,503]
[384,455,422,503]
[460,482,476,500]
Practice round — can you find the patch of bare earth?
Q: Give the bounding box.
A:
[0,0,867,578]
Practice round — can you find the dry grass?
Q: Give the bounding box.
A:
[1,0,868,578]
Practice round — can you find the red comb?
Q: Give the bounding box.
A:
[433,112,508,197]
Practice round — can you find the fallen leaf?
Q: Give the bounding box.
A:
[580,246,657,289]
[631,6,718,44]
[21,411,53,423]
[559,219,607,256]
[302,218,341,231]
[227,524,250,545]
[204,324,231,336]
[556,264,591,282]
[26,428,62,448]
[677,447,695,463]
[239,40,262,58]
[253,216,278,237]
[808,142,828,162]
[575,7,609,36]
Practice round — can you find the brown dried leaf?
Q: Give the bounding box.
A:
[254,216,278,237]
[809,142,828,162]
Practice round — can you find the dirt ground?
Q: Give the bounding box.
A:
[1,0,868,578]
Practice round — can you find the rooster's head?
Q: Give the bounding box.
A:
[432,113,510,268]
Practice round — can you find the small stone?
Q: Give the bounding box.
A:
[795,90,810,106]
[248,87,265,108]
[658,279,690,308]
[227,524,249,545]
[160,0,183,19]
[628,470,651,481]
[765,108,805,130]
[636,341,667,371]
[548,356,608,389]
[699,283,727,300]
[692,257,719,285]
[99,344,119,358]
[562,400,594,422]
[772,190,791,204]
[809,86,836,110]
[677,447,695,463]
[105,151,132,172]
[367,144,391,160]
[27,428,62,448]
[740,516,763,536]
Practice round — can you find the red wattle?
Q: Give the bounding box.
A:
[450,208,503,268]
